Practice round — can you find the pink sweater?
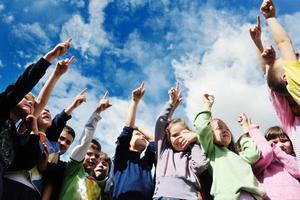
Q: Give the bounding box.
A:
[250,127,300,199]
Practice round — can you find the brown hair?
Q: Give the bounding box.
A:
[235,132,250,153]
[163,118,189,150]
[100,152,111,171]
[265,126,295,155]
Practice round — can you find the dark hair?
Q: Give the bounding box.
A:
[63,125,75,139]
[91,139,102,152]
[235,132,250,153]
[163,118,189,150]
[265,126,295,155]
[211,118,236,153]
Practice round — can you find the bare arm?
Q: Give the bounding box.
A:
[126,82,145,128]
[261,0,297,61]
[33,57,74,117]
[64,88,87,116]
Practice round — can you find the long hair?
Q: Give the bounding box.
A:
[265,126,295,156]
[162,118,189,152]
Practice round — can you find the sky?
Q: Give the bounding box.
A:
[0,0,300,159]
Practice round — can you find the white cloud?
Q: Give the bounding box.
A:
[12,22,51,50]
[3,14,14,24]
[0,4,4,12]
[60,0,109,57]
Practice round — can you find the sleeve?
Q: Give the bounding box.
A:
[7,134,42,170]
[155,103,176,156]
[249,126,274,175]
[144,141,156,167]
[0,58,51,118]
[268,84,295,134]
[45,110,72,142]
[113,126,133,172]
[291,132,300,171]
[193,107,215,157]
[273,145,300,179]
[71,111,101,162]
[189,144,208,176]
[238,137,261,165]
[284,61,300,105]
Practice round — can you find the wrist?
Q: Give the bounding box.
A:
[43,52,56,63]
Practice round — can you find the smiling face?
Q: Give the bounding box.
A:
[58,130,74,155]
[37,108,52,131]
[168,122,189,152]
[12,92,35,120]
[211,119,232,148]
[94,153,110,181]
[83,143,101,173]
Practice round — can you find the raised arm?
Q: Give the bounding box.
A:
[193,94,215,156]
[126,82,145,128]
[249,16,267,74]
[261,0,297,61]
[71,92,111,162]
[33,56,74,117]
[237,113,261,165]
[64,88,87,115]
[155,82,181,153]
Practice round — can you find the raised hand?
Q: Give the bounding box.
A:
[238,113,251,133]
[26,114,39,135]
[249,16,263,51]
[132,82,145,102]
[54,56,75,76]
[44,38,72,63]
[72,88,87,108]
[174,130,197,151]
[260,0,276,19]
[261,45,276,66]
[168,82,182,107]
[202,93,215,108]
[96,91,112,113]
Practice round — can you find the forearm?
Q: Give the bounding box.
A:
[71,111,101,161]
[126,100,138,128]
[267,17,297,61]
[137,126,154,141]
[34,72,61,116]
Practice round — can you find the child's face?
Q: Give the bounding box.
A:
[211,119,232,148]
[37,108,52,130]
[83,143,101,173]
[129,130,147,152]
[94,160,109,180]
[58,131,74,155]
[169,122,189,152]
[14,93,35,118]
[268,135,292,155]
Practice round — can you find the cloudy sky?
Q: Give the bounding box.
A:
[0,0,299,158]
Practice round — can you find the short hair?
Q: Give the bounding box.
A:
[63,125,75,139]
[100,152,111,171]
[91,139,101,152]
[265,126,295,155]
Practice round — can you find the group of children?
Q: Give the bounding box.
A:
[0,0,300,199]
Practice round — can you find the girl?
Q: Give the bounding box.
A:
[153,83,209,200]
[238,113,300,200]
[193,94,266,200]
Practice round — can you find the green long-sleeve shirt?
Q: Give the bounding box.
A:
[193,107,266,200]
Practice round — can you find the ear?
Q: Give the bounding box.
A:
[282,73,287,83]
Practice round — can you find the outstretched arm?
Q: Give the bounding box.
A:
[33,56,74,117]
[64,88,87,115]
[126,82,145,128]
[71,92,111,162]
[261,0,297,61]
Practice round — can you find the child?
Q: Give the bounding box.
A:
[249,12,300,169]
[193,94,266,199]
[112,83,155,200]
[260,0,300,103]
[94,152,112,200]
[59,92,111,200]
[238,113,300,199]
[153,83,209,200]
[0,38,72,198]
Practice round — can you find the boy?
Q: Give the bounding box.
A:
[113,83,155,200]
[59,92,111,200]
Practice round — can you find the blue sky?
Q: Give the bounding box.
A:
[0,0,300,158]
